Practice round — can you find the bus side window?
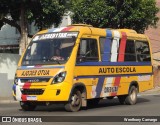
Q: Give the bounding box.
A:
[136,41,151,62]
[124,40,136,61]
[77,38,99,62]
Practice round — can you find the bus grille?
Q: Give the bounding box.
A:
[21,89,44,95]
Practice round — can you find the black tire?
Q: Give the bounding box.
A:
[65,89,82,112]
[20,101,36,111]
[118,95,127,104]
[118,86,138,105]
[87,98,100,107]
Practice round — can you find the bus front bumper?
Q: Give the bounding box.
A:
[12,82,71,102]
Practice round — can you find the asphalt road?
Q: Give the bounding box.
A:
[0,94,160,125]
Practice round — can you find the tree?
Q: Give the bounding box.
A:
[70,0,159,33]
[0,0,65,54]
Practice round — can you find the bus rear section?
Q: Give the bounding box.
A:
[74,28,153,109]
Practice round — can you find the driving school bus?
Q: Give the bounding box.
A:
[13,24,153,112]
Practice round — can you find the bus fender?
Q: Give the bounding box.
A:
[69,83,87,107]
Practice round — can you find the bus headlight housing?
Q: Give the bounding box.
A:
[52,71,66,84]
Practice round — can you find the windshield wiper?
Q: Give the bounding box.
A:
[54,60,61,65]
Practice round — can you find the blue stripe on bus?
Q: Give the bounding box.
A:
[95,76,105,98]
[102,30,112,62]
[74,73,153,79]
[76,61,151,66]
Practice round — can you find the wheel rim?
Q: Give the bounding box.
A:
[130,89,136,101]
[71,94,80,107]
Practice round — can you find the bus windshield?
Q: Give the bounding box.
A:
[22,32,78,65]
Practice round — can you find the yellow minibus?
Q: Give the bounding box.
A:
[13,24,153,111]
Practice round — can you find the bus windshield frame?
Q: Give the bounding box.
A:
[22,32,78,66]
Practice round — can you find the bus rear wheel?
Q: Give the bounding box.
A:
[65,89,82,112]
[118,86,138,105]
[125,86,138,105]
[20,101,36,111]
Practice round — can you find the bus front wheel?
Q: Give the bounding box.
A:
[20,101,36,111]
[65,89,82,112]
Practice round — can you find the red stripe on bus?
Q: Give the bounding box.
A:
[118,32,127,62]
[110,32,126,96]
[22,82,31,89]
[21,82,31,101]
[111,77,121,96]
[61,26,73,31]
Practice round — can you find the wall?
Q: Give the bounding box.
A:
[0,53,20,100]
[152,52,160,87]
[145,0,160,53]
[153,66,160,87]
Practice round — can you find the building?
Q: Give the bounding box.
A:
[152,52,160,87]
[145,0,160,54]
[145,0,160,87]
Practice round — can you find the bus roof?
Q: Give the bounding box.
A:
[36,24,148,41]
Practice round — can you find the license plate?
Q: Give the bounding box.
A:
[26,96,37,101]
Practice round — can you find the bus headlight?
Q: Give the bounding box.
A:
[52,71,67,84]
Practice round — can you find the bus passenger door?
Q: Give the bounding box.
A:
[74,36,100,99]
